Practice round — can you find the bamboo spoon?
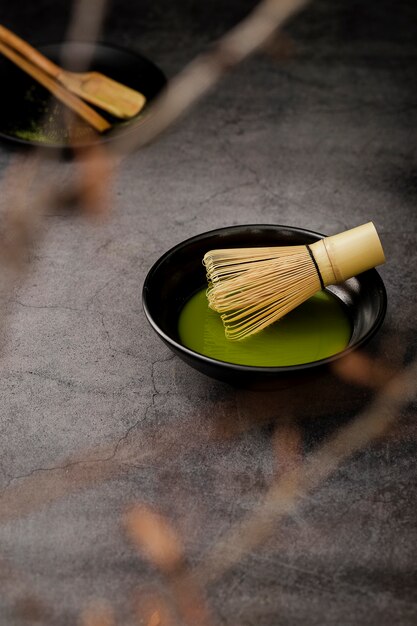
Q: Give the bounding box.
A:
[0,25,146,120]
[0,39,110,133]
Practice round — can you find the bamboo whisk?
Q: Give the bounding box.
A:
[203,223,386,340]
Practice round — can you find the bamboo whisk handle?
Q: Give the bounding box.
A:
[309,222,385,285]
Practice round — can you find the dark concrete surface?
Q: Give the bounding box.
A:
[0,1,416,625]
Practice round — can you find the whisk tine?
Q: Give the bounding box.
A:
[203,223,386,340]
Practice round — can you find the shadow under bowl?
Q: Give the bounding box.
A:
[142,225,387,387]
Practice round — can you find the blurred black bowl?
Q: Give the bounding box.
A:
[0,41,166,149]
[142,225,387,387]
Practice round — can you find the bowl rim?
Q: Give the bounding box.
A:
[142,224,388,373]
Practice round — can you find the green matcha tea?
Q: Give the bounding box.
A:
[178,288,351,367]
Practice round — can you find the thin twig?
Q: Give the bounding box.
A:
[110,0,309,155]
[194,358,417,584]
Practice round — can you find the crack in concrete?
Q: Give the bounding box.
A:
[2,454,118,490]
[277,68,417,115]
[2,399,154,490]
[10,299,144,360]
[85,278,114,311]
[99,311,115,356]
[221,140,285,204]
[221,139,317,215]
[174,182,255,226]
[113,353,175,458]
[98,311,145,360]
[2,354,177,489]
[11,300,83,313]
[94,238,113,255]
[7,369,126,397]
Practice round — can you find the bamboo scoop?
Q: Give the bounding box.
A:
[0,39,111,133]
[0,25,146,120]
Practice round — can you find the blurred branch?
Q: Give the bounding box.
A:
[195,357,417,584]
[117,354,417,623]
[0,0,307,342]
[0,353,415,622]
[66,0,109,45]
[0,0,112,345]
[79,601,115,626]
[111,0,308,154]
[3,1,414,623]
[125,505,213,626]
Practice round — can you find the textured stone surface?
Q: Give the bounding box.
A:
[0,1,416,625]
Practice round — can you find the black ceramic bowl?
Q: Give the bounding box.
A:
[142,225,387,386]
[0,41,166,149]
